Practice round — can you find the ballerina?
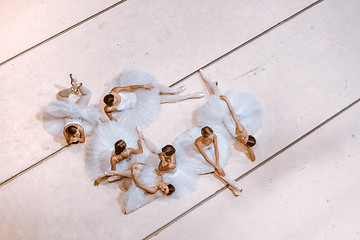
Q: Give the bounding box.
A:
[136,128,198,194]
[173,126,241,196]
[96,128,196,213]
[103,70,204,127]
[131,162,175,196]
[43,74,100,144]
[136,128,177,172]
[93,137,144,186]
[197,69,262,162]
[194,126,241,196]
[98,162,175,214]
[86,121,146,184]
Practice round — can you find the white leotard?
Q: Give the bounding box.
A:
[117,92,137,111]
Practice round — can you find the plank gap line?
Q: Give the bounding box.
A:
[169,0,324,87]
[0,145,69,188]
[143,96,360,240]
[0,0,127,66]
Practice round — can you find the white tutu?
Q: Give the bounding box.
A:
[124,165,160,214]
[43,100,100,137]
[105,70,161,128]
[86,121,144,179]
[124,150,199,213]
[173,126,231,174]
[161,162,198,198]
[198,89,262,136]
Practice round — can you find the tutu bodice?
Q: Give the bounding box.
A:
[117,91,137,111]
[105,70,161,128]
[43,100,100,138]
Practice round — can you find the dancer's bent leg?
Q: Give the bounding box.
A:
[76,85,92,105]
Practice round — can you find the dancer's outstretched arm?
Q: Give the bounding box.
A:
[128,139,144,155]
[220,95,248,143]
[131,163,158,194]
[111,84,154,93]
[110,139,143,170]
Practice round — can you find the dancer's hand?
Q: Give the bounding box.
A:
[215,167,225,177]
[220,95,226,101]
[143,84,155,90]
[137,139,142,145]
[94,179,102,186]
[236,131,249,144]
[131,162,144,174]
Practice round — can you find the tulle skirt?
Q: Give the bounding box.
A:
[198,89,262,136]
[173,126,231,174]
[124,165,160,214]
[124,150,199,213]
[86,121,143,179]
[105,70,161,128]
[43,100,100,137]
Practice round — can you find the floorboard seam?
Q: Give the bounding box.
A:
[0,0,325,197]
[143,96,360,239]
[0,0,127,66]
[169,0,324,88]
[0,145,69,188]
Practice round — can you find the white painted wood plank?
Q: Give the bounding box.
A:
[0,0,121,63]
[0,0,315,183]
[1,0,360,238]
[154,90,360,240]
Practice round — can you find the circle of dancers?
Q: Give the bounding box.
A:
[42,70,262,214]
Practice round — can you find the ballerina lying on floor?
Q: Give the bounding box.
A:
[103,70,204,127]
[93,127,198,213]
[43,74,100,144]
[97,162,176,214]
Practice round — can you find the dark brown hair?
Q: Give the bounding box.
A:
[201,126,213,138]
[166,184,175,196]
[114,139,126,155]
[246,135,256,147]
[162,145,176,156]
[103,94,115,106]
[66,125,78,135]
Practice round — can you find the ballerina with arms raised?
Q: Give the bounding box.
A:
[43,74,100,144]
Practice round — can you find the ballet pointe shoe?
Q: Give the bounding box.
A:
[186,92,205,99]
[176,86,186,94]
[108,175,122,182]
[229,186,242,197]
[136,126,144,139]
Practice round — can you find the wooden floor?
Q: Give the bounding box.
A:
[1,0,360,239]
